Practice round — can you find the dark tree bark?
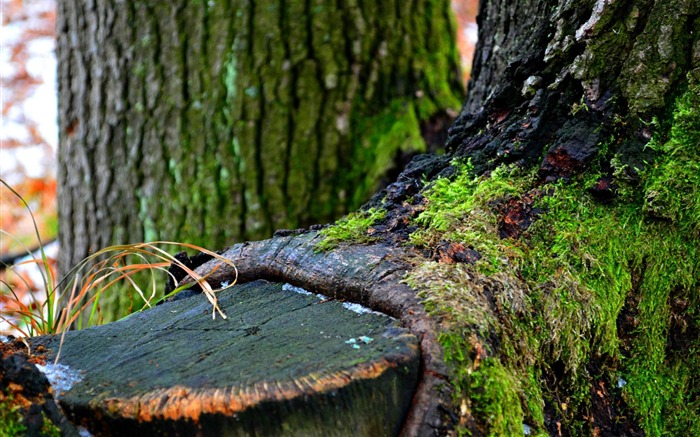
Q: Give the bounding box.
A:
[56,0,463,276]
[189,1,700,436]
[448,0,699,175]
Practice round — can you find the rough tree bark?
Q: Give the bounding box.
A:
[56,0,463,276]
[188,0,700,435]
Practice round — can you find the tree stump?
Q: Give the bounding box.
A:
[30,280,420,436]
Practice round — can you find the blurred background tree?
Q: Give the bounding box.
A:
[56,0,465,285]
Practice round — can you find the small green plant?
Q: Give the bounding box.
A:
[570,94,589,116]
[0,179,238,344]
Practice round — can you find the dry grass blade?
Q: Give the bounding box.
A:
[50,242,238,363]
[2,180,239,340]
[53,242,237,329]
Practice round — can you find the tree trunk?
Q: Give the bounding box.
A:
[449,0,700,176]
[56,0,463,275]
[189,1,700,435]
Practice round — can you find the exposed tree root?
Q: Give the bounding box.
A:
[184,231,453,436]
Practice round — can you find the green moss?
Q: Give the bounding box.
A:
[410,0,464,119]
[41,413,61,437]
[622,73,700,436]
[348,100,428,208]
[409,163,531,274]
[0,391,26,436]
[470,358,525,436]
[315,208,387,252]
[405,75,700,435]
[642,74,700,233]
[223,51,237,102]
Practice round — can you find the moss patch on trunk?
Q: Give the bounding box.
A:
[315,208,387,252]
[405,73,700,436]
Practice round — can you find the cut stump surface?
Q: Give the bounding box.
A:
[30,280,420,436]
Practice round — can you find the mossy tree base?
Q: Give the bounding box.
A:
[186,1,700,434]
[55,0,700,435]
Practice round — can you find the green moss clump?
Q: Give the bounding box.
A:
[621,73,700,436]
[405,75,700,436]
[41,413,62,437]
[0,391,67,437]
[409,163,531,274]
[315,208,387,252]
[642,74,700,233]
[0,391,27,436]
[469,358,525,436]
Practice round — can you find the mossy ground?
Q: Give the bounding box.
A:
[402,75,700,436]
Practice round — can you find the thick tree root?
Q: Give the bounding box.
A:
[185,231,453,436]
